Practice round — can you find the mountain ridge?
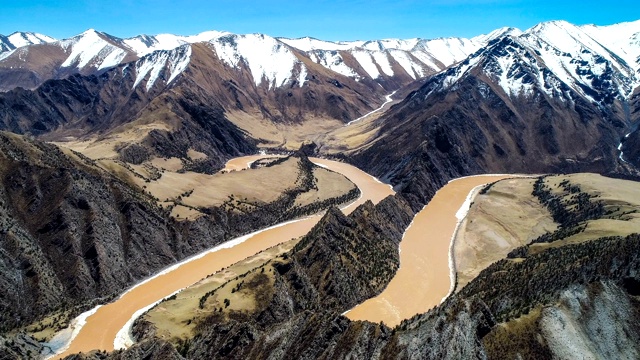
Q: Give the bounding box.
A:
[1,17,640,360]
[0,26,526,92]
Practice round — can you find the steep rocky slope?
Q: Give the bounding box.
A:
[0,131,186,332]
[0,133,356,345]
[350,21,640,209]
[57,174,640,360]
[129,196,415,360]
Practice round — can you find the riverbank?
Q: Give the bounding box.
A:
[48,156,394,359]
[345,175,512,327]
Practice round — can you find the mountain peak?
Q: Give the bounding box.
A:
[527,19,578,35]
[4,31,56,49]
[474,26,523,44]
[492,26,523,37]
[80,28,100,36]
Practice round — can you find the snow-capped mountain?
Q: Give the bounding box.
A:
[0,29,227,91]
[1,18,640,186]
[0,29,139,90]
[0,28,496,92]
[352,19,640,194]
[57,29,135,71]
[280,35,480,81]
[278,27,522,81]
[1,19,639,107]
[209,33,308,89]
[117,32,310,92]
[0,25,558,94]
[425,19,640,107]
[123,30,229,55]
[0,31,55,52]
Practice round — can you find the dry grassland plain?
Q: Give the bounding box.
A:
[53,134,357,221]
[454,178,556,290]
[454,173,640,290]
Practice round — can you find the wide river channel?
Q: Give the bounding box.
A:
[52,157,394,358]
[344,175,511,327]
[52,157,507,358]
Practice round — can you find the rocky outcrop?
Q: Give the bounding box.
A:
[122,195,414,360]
[620,90,640,167]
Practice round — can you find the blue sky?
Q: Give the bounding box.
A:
[1,0,638,41]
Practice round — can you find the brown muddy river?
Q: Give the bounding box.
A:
[222,154,283,172]
[52,157,394,358]
[345,175,510,327]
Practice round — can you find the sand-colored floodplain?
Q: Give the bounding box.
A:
[225,111,346,150]
[345,175,511,327]
[51,157,394,359]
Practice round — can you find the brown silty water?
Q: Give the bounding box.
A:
[345,175,510,327]
[53,157,394,358]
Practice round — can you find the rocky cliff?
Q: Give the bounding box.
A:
[66,174,640,360]
[0,133,357,347]
[115,195,414,360]
[348,26,640,210]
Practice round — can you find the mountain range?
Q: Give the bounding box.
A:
[350,20,640,208]
[0,27,509,92]
[2,20,638,97]
[1,17,640,359]
[0,20,638,174]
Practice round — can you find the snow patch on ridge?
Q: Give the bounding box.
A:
[61,29,126,70]
[494,53,534,96]
[98,48,127,70]
[415,37,482,69]
[371,51,394,76]
[389,49,425,79]
[309,51,359,78]
[123,30,229,56]
[7,32,55,48]
[133,45,192,91]
[352,50,380,78]
[279,37,364,51]
[297,63,308,86]
[362,38,420,52]
[211,34,305,88]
